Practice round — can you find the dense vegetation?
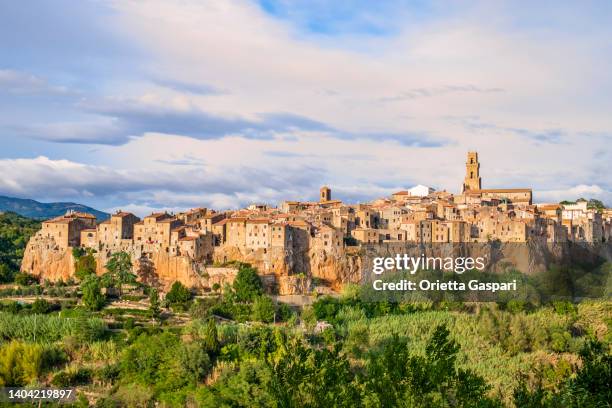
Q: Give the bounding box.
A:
[0,212,40,282]
[0,216,609,407]
[0,262,608,407]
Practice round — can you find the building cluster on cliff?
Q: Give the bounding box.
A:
[27,152,612,279]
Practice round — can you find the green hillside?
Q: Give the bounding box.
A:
[0,212,40,282]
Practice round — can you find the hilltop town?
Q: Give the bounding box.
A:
[21,152,612,293]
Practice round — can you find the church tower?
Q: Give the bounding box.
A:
[320,186,331,202]
[463,151,481,192]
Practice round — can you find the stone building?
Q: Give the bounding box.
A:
[351,227,379,244]
[41,211,97,249]
[246,218,271,250]
[225,218,247,249]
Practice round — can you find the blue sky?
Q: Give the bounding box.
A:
[0,0,611,215]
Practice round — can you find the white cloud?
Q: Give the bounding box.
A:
[1,1,611,210]
[537,185,611,204]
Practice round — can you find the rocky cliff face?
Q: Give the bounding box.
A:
[21,235,75,282]
[22,230,611,294]
[21,231,235,292]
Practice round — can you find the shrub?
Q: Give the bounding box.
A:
[277,303,294,322]
[74,248,97,281]
[166,281,192,307]
[149,288,161,320]
[251,296,276,323]
[0,341,44,386]
[124,317,135,330]
[232,265,263,302]
[52,367,92,387]
[14,272,38,286]
[81,275,106,311]
[31,298,51,314]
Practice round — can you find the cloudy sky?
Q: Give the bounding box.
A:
[1,0,611,215]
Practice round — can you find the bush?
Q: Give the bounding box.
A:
[251,296,276,323]
[31,298,51,314]
[81,275,106,311]
[166,281,192,307]
[277,303,294,322]
[124,317,135,330]
[52,367,92,387]
[0,341,45,386]
[232,265,263,302]
[14,272,38,286]
[74,249,97,281]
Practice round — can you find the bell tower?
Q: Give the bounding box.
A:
[463,151,481,192]
[320,185,331,202]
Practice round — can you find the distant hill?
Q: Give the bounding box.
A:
[0,195,109,221]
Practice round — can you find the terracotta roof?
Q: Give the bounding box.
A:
[392,191,409,196]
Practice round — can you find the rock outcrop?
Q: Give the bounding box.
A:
[21,235,75,282]
[22,228,611,294]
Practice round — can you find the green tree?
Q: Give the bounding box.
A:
[14,272,37,286]
[74,248,97,281]
[252,296,276,323]
[364,325,498,407]
[149,288,161,320]
[177,341,211,382]
[0,264,12,283]
[30,298,51,314]
[104,251,135,295]
[232,265,263,302]
[266,337,362,407]
[514,337,612,407]
[587,199,605,210]
[81,275,106,311]
[165,281,192,310]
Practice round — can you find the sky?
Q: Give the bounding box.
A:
[0,0,611,216]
